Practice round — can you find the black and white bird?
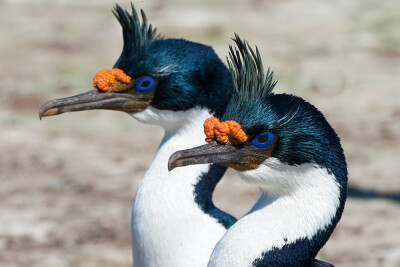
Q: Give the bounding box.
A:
[169,35,348,266]
[39,4,237,266]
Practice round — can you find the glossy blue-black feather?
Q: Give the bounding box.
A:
[222,35,347,265]
[194,164,237,229]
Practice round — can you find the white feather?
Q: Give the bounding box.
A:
[130,107,227,267]
[208,159,340,267]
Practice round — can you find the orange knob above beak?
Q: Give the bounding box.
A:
[93,68,132,92]
[203,117,248,145]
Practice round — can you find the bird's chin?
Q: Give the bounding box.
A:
[130,107,154,124]
[237,166,269,186]
[237,158,302,197]
[131,106,209,132]
[220,162,261,172]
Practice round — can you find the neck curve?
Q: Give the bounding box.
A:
[131,106,235,267]
[208,162,346,267]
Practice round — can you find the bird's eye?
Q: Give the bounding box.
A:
[136,77,156,92]
[252,132,274,148]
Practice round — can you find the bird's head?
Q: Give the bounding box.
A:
[168,35,347,195]
[39,3,232,127]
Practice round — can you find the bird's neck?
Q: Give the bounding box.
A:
[132,105,209,133]
[140,106,236,227]
[131,107,234,266]
[209,162,345,267]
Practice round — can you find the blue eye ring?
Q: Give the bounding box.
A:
[136,77,156,92]
[252,132,274,148]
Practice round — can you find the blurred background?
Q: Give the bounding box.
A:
[1,0,399,266]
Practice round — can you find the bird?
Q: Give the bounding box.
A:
[39,3,237,266]
[168,35,348,266]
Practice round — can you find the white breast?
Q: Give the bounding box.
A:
[131,107,228,267]
[208,161,341,267]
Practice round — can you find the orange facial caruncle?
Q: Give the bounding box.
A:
[203,117,248,145]
[93,68,132,92]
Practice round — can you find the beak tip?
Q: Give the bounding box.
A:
[168,152,180,172]
[38,107,45,120]
[167,161,171,171]
[38,107,60,119]
[38,102,52,120]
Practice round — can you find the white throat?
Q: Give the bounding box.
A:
[132,105,203,133]
[208,159,341,266]
[130,106,228,267]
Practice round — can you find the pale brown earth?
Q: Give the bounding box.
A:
[1,0,400,266]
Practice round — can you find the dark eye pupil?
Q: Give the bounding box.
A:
[257,135,269,143]
[141,81,150,88]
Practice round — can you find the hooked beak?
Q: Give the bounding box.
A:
[168,141,272,172]
[39,89,153,119]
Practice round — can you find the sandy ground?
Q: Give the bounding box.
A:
[1,0,400,266]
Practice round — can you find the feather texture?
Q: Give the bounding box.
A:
[113,3,162,50]
[227,34,277,104]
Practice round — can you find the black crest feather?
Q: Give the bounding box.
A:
[227,34,277,102]
[113,3,161,50]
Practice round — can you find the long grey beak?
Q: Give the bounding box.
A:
[39,89,152,119]
[168,141,258,171]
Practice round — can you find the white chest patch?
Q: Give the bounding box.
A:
[130,107,228,267]
[208,160,341,267]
